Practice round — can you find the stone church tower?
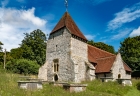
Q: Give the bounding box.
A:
[38,12,95,83]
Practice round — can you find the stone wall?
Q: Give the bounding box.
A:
[38,27,95,83]
[38,27,130,83]
[70,37,89,83]
[96,53,131,80]
[111,53,131,80]
[38,62,48,81]
[86,68,95,81]
[45,28,75,82]
[96,73,112,79]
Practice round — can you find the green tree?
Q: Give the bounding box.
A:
[20,29,46,66]
[0,52,4,68]
[88,40,115,54]
[10,48,23,59]
[6,59,39,75]
[88,40,94,46]
[120,36,140,72]
[0,41,3,51]
[0,51,12,69]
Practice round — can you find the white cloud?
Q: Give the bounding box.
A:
[111,28,132,40]
[21,8,46,26]
[129,26,140,37]
[85,34,95,40]
[107,2,140,31]
[0,7,50,51]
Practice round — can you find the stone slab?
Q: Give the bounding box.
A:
[63,84,87,92]
[17,81,43,90]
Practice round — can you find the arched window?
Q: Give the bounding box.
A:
[54,74,58,81]
[118,74,121,79]
[53,59,59,72]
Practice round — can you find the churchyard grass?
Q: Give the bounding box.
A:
[0,69,140,96]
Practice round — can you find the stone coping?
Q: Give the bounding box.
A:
[17,81,42,83]
[27,78,44,81]
[19,76,31,78]
[63,83,88,92]
[100,77,114,79]
[90,74,96,76]
[54,82,68,85]
[52,82,68,84]
[48,81,68,84]
[63,84,87,87]
[116,79,131,80]
[48,82,87,87]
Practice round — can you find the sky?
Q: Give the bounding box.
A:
[0,0,140,51]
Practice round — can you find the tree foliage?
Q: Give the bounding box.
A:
[0,52,4,68]
[10,48,23,59]
[88,40,115,54]
[20,29,46,66]
[4,29,46,74]
[6,59,39,75]
[120,36,140,72]
[0,51,12,69]
[0,41,3,51]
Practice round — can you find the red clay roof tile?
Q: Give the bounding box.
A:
[123,62,132,72]
[88,45,115,62]
[51,12,87,40]
[88,45,132,73]
[95,56,116,73]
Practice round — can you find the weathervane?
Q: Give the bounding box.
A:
[65,0,68,11]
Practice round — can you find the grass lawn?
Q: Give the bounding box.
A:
[0,69,140,96]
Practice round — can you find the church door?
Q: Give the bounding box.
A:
[54,74,58,81]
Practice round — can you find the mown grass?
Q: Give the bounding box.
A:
[0,69,140,96]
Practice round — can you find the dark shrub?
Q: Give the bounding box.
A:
[6,59,40,75]
[136,82,140,90]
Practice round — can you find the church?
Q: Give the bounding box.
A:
[38,12,132,83]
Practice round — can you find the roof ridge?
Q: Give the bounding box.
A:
[64,12,67,26]
[122,61,132,71]
[88,44,115,56]
[50,12,87,40]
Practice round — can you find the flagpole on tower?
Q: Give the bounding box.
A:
[65,0,68,12]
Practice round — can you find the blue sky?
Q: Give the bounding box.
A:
[0,0,140,51]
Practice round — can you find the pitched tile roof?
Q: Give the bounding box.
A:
[95,56,116,73]
[123,62,132,72]
[51,12,87,40]
[88,45,115,63]
[88,45,132,73]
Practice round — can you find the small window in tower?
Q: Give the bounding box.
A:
[57,64,59,72]
[62,31,63,36]
[53,36,54,39]
[53,59,59,72]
